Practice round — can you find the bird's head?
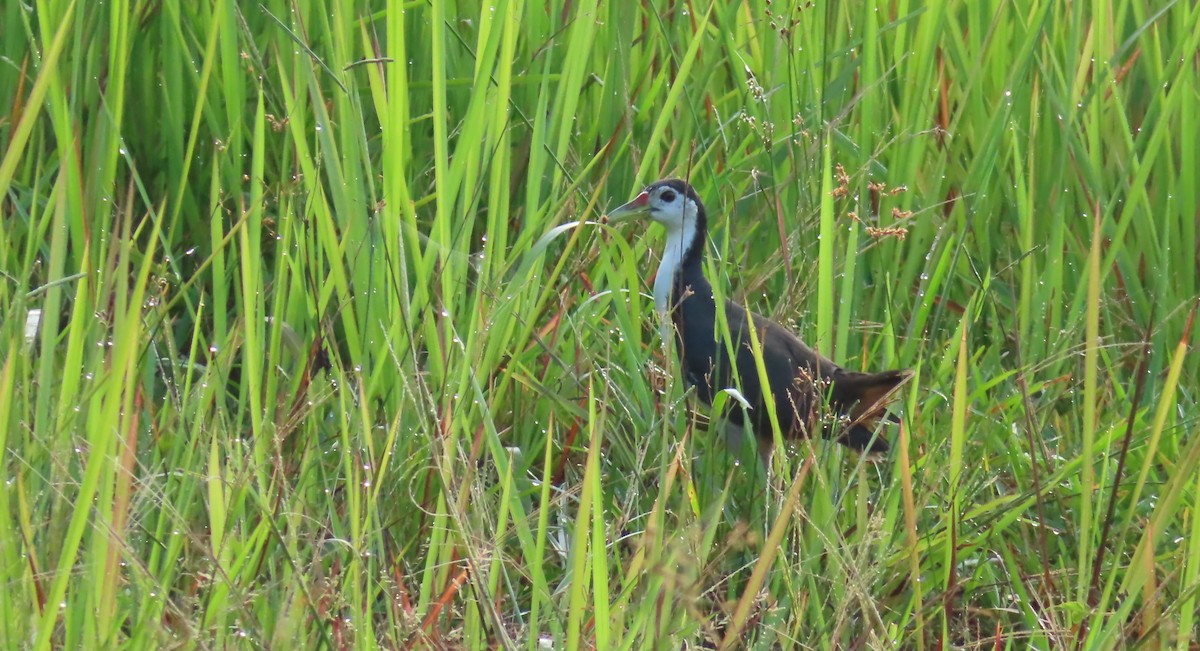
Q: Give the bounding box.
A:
[603,179,704,231]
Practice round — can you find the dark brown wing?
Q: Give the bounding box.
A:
[735,305,843,438]
[731,303,910,450]
[673,293,908,452]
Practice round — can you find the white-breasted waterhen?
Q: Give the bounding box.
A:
[604,178,910,467]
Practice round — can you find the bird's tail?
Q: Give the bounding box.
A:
[834,369,912,454]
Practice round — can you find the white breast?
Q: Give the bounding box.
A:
[654,228,687,312]
[652,202,697,312]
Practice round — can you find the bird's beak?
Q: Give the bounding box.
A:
[601,191,650,224]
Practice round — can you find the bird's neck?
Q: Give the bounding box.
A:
[654,215,709,312]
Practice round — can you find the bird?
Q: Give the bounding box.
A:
[603,178,910,467]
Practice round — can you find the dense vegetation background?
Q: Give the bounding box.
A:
[2,0,1198,648]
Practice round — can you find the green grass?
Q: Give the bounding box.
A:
[1,0,1199,648]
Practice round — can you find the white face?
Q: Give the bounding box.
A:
[644,184,694,229]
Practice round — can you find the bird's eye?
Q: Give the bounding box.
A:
[659,190,677,202]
